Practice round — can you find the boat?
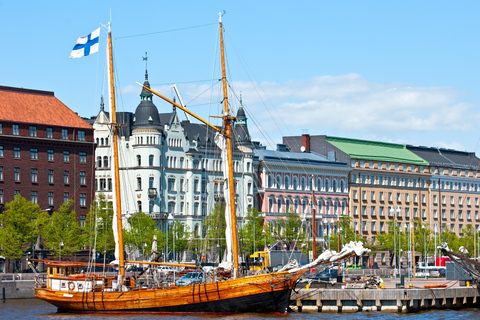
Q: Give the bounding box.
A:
[30,14,370,314]
[438,243,480,292]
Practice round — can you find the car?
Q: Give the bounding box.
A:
[157,266,175,275]
[179,267,202,275]
[346,264,361,269]
[175,271,203,286]
[307,269,338,281]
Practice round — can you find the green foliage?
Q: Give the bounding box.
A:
[239,207,273,254]
[82,195,116,257]
[328,216,365,252]
[43,200,83,258]
[0,195,40,260]
[167,220,191,261]
[458,224,476,255]
[204,203,227,259]
[271,211,306,249]
[124,211,165,259]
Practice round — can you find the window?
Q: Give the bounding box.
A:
[80,215,86,227]
[380,206,384,216]
[47,127,53,138]
[194,179,199,192]
[63,192,69,203]
[48,149,54,161]
[395,164,399,171]
[180,202,184,214]
[0,190,2,203]
[149,155,154,166]
[371,191,375,200]
[63,151,70,162]
[31,169,37,183]
[137,201,142,212]
[0,123,2,134]
[137,155,141,166]
[64,171,69,184]
[13,125,19,135]
[79,193,86,207]
[0,146,3,157]
[351,160,356,167]
[149,200,154,213]
[388,192,392,201]
[79,152,86,163]
[14,147,20,158]
[371,222,376,232]
[48,192,54,206]
[194,202,199,215]
[360,161,365,168]
[0,167,3,181]
[30,148,38,160]
[459,196,463,205]
[379,192,384,200]
[102,156,108,168]
[48,170,54,184]
[77,131,85,141]
[80,172,86,185]
[97,156,102,168]
[168,178,175,191]
[29,126,37,137]
[14,167,20,181]
[31,191,37,204]
[149,177,154,189]
[362,191,366,200]
[62,129,68,139]
[137,177,142,190]
[433,209,438,218]
[371,206,375,216]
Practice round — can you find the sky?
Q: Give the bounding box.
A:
[1,1,479,154]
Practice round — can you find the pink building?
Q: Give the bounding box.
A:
[253,142,351,241]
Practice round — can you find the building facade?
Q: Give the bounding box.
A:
[253,142,351,248]
[89,72,254,236]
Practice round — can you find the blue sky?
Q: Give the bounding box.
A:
[1,1,479,153]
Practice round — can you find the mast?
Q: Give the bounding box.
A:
[108,23,126,283]
[219,13,240,275]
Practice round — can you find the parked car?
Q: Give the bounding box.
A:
[346,264,361,269]
[179,267,201,275]
[175,272,203,286]
[308,269,338,281]
[157,266,175,275]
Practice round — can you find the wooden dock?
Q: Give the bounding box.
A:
[290,286,480,313]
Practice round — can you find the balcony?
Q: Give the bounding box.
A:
[148,188,157,198]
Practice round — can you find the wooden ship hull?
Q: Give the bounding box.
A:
[35,269,307,313]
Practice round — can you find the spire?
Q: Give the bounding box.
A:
[234,95,252,146]
[100,95,105,112]
[140,52,152,102]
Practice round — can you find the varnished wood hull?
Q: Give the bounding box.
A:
[35,270,307,314]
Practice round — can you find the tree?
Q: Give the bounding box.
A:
[43,200,83,259]
[0,195,40,272]
[458,224,476,255]
[204,203,227,261]
[123,211,165,260]
[271,211,306,250]
[167,220,191,262]
[239,207,267,254]
[82,195,116,259]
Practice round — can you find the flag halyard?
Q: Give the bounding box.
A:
[70,27,100,59]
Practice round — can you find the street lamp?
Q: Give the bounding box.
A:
[390,207,397,286]
[168,214,175,262]
[262,228,267,270]
[398,226,402,279]
[59,242,64,261]
[422,224,427,279]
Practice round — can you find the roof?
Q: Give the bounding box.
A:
[326,136,429,165]
[0,86,93,129]
[255,149,348,167]
[407,145,480,170]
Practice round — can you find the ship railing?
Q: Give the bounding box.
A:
[34,274,47,288]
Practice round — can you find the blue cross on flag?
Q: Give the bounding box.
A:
[69,27,100,58]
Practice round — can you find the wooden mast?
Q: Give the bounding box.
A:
[108,23,125,282]
[219,13,239,275]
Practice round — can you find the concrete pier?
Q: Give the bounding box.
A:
[290,286,479,313]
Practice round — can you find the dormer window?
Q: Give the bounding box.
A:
[148,115,153,124]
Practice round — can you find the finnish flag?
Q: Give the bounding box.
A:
[69,28,100,58]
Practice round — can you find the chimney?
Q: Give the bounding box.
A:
[301,134,310,152]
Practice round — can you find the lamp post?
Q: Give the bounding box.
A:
[398,226,402,280]
[434,224,437,266]
[390,207,397,287]
[262,228,267,270]
[168,214,175,262]
[59,242,64,261]
[422,224,427,279]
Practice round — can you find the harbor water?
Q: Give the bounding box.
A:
[1,299,479,320]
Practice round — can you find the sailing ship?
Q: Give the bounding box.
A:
[31,15,369,313]
[438,244,480,293]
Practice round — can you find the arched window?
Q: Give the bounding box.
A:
[317,178,322,191]
[332,180,337,193]
[103,156,108,168]
[284,176,290,189]
[276,175,281,189]
[325,179,330,192]
[340,180,345,193]
[301,177,306,190]
[277,198,282,213]
[149,200,154,213]
[137,201,142,213]
[137,155,141,166]
[268,175,274,188]
[168,202,176,214]
[97,156,102,168]
[293,177,298,190]
[149,155,154,166]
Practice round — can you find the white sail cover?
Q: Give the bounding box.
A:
[214,132,233,270]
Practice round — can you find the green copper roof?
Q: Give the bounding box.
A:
[326,136,429,165]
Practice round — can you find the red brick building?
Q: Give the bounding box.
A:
[0,86,95,221]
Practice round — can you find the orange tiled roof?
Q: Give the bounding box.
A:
[0,86,92,129]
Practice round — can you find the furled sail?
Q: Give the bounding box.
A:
[214,132,233,270]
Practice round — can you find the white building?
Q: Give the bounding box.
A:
[90,71,255,234]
